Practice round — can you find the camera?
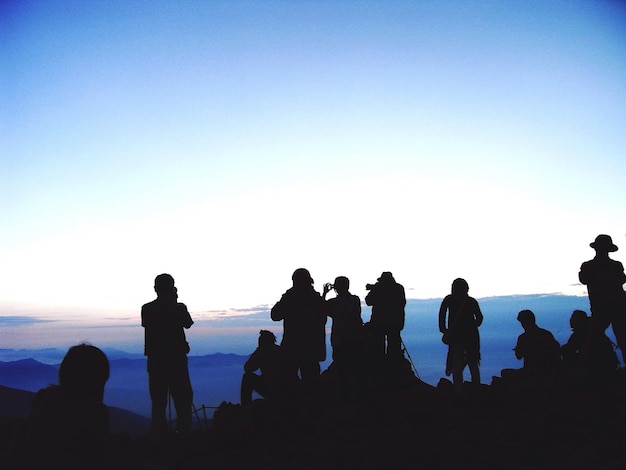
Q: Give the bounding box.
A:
[365,283,376,290]
[324,283,334,290]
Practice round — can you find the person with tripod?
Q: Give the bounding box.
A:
[364,271,406,366]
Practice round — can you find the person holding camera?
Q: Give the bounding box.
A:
[323,276,364,397]
[513,309,561,377]
[271,268,327,386]
[323,277,363,360]
[364,271,406,365]
[141,273,194,434]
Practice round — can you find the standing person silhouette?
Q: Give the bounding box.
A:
[271,268,327,386]
[323,276,364,397]
[438,278,483,394]
[579,234,626,360]
[323,276,363,361]
[364,271,406,365]
[141,273,194,434]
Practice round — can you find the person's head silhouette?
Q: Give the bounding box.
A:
[59,344,110,402]
[333,276,350,294]
[258,330,277,347]
[517,309,536,331]
[292,268,314,288]
[451,278,469,296]
[378,271,394,283]
[590,234,618,255]
[570,310,589,332]
[154,273,176,298]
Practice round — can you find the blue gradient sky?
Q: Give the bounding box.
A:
[1,1,625,349]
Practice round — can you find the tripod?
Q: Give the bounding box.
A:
[401,339,420,379]
[168,389,217,432]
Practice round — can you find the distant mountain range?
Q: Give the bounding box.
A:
[0,347,145,364]
[0,294,601,432]
[0,352,248,422]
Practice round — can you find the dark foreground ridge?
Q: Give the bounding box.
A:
[6,364,622,469]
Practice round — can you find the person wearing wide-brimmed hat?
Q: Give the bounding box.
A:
[579,234,626,362]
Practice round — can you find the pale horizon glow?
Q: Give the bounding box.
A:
[1,1,625,350]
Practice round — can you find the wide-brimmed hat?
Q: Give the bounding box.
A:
[590,234,618,252]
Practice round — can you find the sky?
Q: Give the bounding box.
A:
[1,1,626,350]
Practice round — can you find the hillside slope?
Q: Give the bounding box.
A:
[91,369,626,468]
[3,366,626,468]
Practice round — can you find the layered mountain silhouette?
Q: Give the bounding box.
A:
[0,353,247,419]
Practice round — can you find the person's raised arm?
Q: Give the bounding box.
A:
[271,296,286,321]
[438,298,448,333]
[180,304,194,329]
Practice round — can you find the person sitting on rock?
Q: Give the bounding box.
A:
[561,309,619,378]
[240,330,300,405]
[500,310,561,383]
[512,309,561,378]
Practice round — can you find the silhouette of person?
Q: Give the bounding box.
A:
[579,234,626,359]
[271,268,327,385]
[322,276,364,396]
[438,278,483,394]
[561,309,618,377]
[141,273,194,434]
[512,310,561,378]
[240,330,300,405]
[5,344,111,469]
[364,271,406,364]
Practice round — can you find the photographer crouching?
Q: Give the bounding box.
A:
[364,272,407,367]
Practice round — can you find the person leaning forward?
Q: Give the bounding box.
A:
[271,268,327,385]
[365,271,406,364]
[513,309,561,377]
[141,273,194,434]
